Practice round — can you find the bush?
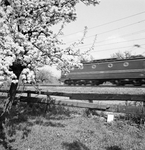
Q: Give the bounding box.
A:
[115,103,145,124]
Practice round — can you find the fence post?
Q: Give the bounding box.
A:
[27,91,32,107]
[27,92,31,98]
[143,101,145,108]
[142,101,145,115]
[87,99,94,116]
[44,95,51,114]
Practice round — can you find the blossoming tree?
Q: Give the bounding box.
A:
[0,0,100,114]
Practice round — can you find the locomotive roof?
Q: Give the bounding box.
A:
[82,56,145,64]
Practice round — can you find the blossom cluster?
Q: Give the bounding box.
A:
[21,68,35,83]
[0,0,100,84]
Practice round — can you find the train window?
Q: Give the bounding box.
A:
[123,62,129,67]
[92,64,96,69]
[108,63,113,68]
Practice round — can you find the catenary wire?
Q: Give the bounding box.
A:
[66,19,145,44]
[77,37,145,49]
[75,29,145,48]
[90,44,145,53]
[62,11,145,37]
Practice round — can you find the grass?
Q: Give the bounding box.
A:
[1,101,145,150]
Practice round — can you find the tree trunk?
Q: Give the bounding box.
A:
[0,62,24,119]
[0,63,24,149]
[0,82,19,149]
[3,82,18,113]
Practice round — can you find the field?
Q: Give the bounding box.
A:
[1,101,145,150]
[1,84,145,150]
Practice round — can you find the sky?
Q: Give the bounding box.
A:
[56,0,145,59]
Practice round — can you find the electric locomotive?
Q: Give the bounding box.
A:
[63,57,145,86]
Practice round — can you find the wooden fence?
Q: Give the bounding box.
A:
[0,89,145,111]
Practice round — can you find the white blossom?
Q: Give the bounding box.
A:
[0,0,99,84]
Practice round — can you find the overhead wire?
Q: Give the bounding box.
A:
[77,37,145,49]
[60,29,145,55]
[90,44,145,53]
[62,11,145,37]
[140,46,145,55]
[77,29,145,48]
[61,11,145,56]
[66,19,145,44]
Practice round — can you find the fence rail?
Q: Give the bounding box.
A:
[1,89,145,101]
[0,89,145,111]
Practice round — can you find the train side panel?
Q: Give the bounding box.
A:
[66,58,145,80]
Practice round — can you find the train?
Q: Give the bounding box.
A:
[62,57,145,86]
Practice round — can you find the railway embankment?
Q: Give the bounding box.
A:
[25,85,145,95]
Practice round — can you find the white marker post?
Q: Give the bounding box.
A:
[107,113,114,123]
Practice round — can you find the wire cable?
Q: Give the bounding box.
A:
[76,29,145,48]
[66,19,145,44]
[62,11,145,37]
[90,44,145,53]
[77,37,145,49]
